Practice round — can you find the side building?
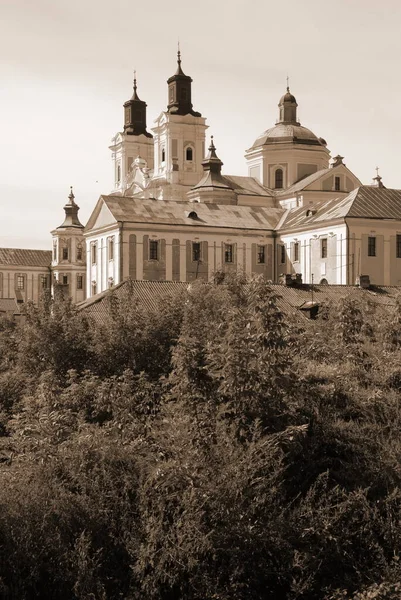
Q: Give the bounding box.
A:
[0,248,52,305]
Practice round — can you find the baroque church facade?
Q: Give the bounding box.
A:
[2,51,401,309]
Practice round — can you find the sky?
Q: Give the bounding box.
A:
[1,0,400,248]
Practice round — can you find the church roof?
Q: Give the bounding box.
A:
[223,176,275,197]
[96,196,284,230]
[275,168,332,197]
[279,186,401,231]
[79,279,401,323]
[249,123,326,150]
[0,248,52,268]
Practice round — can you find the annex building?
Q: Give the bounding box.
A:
[2,50,401,309]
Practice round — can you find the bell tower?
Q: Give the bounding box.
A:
[152,49,207,188]
[51,187,86,303]
[110,73,154,193]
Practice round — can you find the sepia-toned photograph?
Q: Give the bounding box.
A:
[1,0,401,598]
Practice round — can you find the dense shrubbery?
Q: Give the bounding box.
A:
[1,277,401,599]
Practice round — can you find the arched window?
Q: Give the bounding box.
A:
[275,168,283,189]
[161,148,166,163]
[186,146,193,161]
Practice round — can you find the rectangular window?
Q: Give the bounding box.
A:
[77,275,83,290]
[149,240,159,261]
[225,244,234,263]
[293,242,300,262]
[280,244,286,264]
[53,243,57,261]
[397,235,401,258]
[62,275,68,285]
[40,275,48,289]
[192,242,201,262]
[257,245,265,264]
[321,238,328,259]
[108,237,114,261]
[91,243,97,265]
[17,275,25,290]
[62,247,68,260]
[335,176,341,191]
[368,236,376,257]
[76,246,83,261]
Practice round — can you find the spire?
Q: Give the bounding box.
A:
[201,136,223,173]
[167,47,201,117]
[58,187,83,228]
[123,73,153,137]
[278,84,299,125]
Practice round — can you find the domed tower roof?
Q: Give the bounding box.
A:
[249,86,328,150]
[57,187,83,229]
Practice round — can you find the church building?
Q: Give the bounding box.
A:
[82,51,401,298]
[2,50,401,308]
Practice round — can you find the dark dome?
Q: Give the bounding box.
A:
[280,89,297,104]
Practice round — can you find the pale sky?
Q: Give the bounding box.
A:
[1,0,400,248]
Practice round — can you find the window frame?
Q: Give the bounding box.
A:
[91,243,97,265]
[334,176,341,191]
[62,246,68,261]
[192,241,201,262]
[293,242,300,263]
[368,236,376,257]
[149,239,159,261]
[16,274,25,290]
[108,237,115,261]
[40,275,48,289]
[76,274,83,290]
[321,238,328,259]
[76,245,83,261]
[280,244,286,264]
[185,146,194,162]
[397,235,401,259]
[257,244,266,264]
[224,243,234,264]
[274,168,284,189]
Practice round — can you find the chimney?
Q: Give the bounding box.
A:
[356,275,370,289]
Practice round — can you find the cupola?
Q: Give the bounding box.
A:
[278,86,299,125]
[167,47,201,117]
[123,73,152,138]
[57,187,84,229]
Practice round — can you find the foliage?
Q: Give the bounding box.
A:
[0,278,401,598]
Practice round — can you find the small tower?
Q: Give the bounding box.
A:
[188,137,236,204]
[278,86,299,125]
[51,187,86,302]
[110,73,154,193]
[167,46,201,117]
[152,48,207,189]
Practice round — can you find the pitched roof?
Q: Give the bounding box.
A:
[223,176,275,197]
[0,298,20,314]
[78,279,401,324]
[0,248,52,268]
[275,168,332,197]
[96,196,284,231]
[78,280,187,321]
[279,186,401,231]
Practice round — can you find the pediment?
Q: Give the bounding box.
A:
[85,197,118,232]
